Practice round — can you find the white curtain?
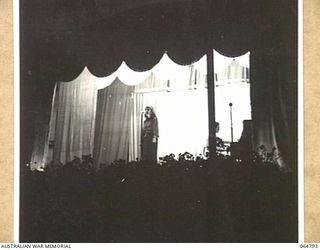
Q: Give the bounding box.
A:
[29,118,50,171]
[47,75,98,165]
[93,79,134,168]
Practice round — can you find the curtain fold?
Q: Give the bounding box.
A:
[129,91,143,162]
[93,78,134,168]
[215,61,249,84]
[29,116,50,171]
[134,72,168,92]
[250,52,297,171]
[51,80,98,164]
[29,84,57,170]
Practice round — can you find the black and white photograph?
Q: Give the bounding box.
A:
[19,0,298,243]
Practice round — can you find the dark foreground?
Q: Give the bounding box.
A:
[20,157,298,243]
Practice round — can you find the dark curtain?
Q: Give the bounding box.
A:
[251,51,297,172]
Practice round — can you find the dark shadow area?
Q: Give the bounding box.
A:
[20,156,297,243]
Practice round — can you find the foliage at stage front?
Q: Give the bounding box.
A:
[252,145,280,167]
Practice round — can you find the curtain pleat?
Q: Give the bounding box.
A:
[29,84,57,170]
[51,80,98,164]
[215,61,249,83]
[93,79,134,168]
[129,92,143,162]
[251,52,297,171]
[29,117,50,171]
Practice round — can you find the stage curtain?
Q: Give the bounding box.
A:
[50,79,98,164]
[251,52,297,171]
[93,79,134,168]
[29,114,50,171]
[29,85,57,170]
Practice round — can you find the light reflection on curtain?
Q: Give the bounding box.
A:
[29,117,50,171]
[29,84,57,170]
[50,80,98,164]
[44,83,59,165]
[93,78,134,168]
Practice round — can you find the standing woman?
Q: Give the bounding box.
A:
[142,106,159,163]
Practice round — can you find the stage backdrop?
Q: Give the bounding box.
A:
[29,51,278,170]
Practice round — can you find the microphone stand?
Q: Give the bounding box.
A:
[229,102,234,144]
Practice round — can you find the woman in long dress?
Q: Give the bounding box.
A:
[141,106,159,163]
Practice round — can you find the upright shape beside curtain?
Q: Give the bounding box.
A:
[94,78,134,168]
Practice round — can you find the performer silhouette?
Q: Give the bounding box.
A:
[141,106,159,163]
